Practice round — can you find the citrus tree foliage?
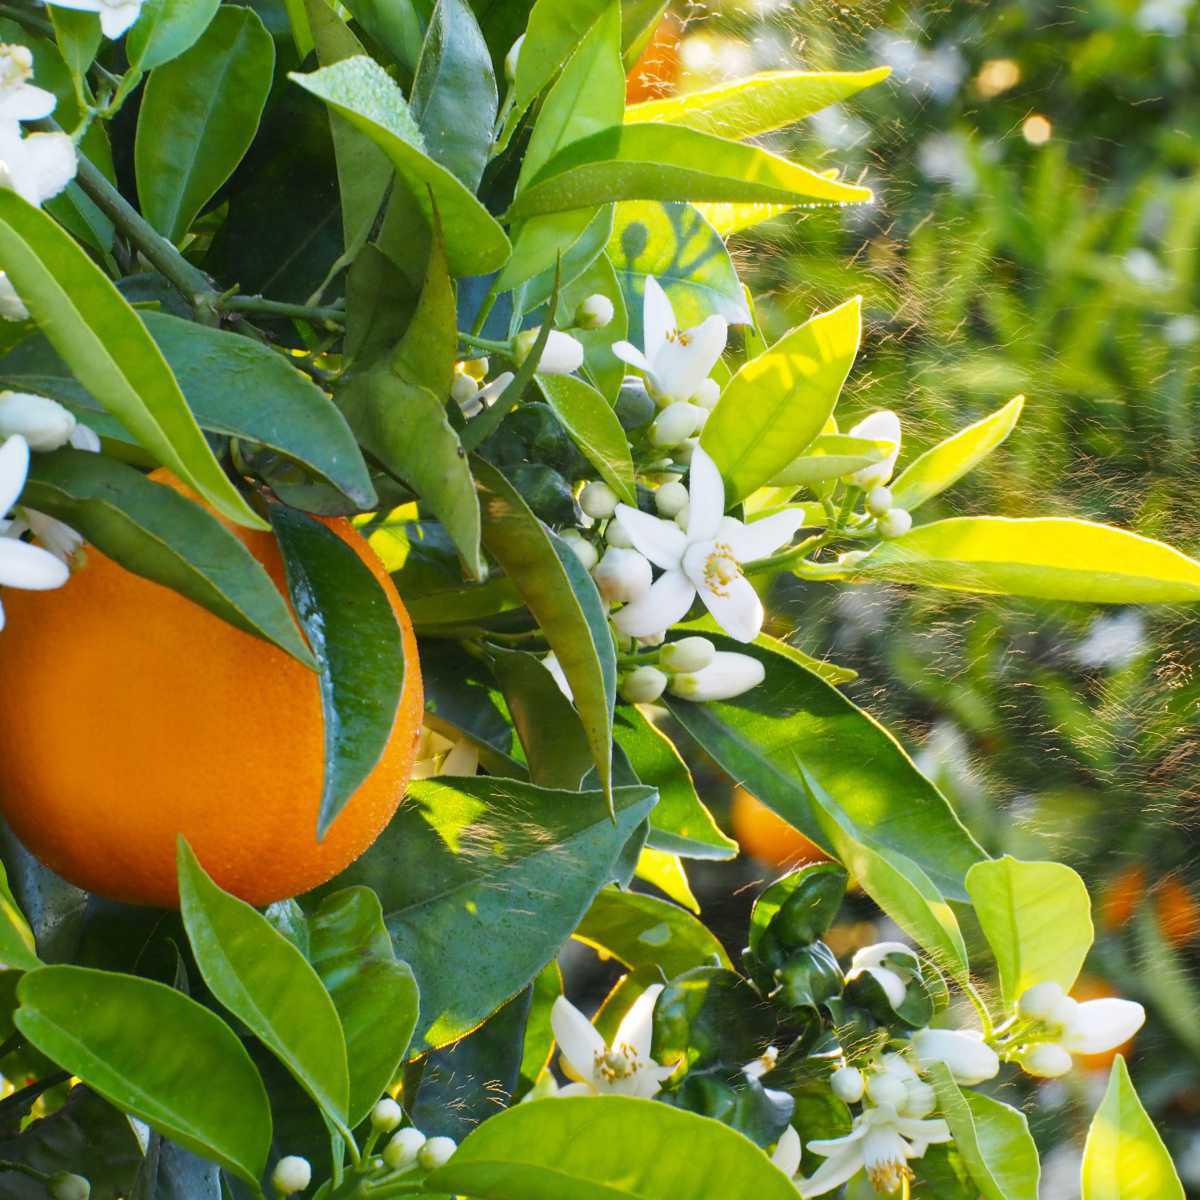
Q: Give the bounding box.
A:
[0,2,1191,1198]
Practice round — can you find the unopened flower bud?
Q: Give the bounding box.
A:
[830,1065,864,1104]
[865,485,893,517]
[560,529,599,571]
[910,1028,1000,1086]
[0,390,76,452]
[579,481,619,520]
[1018,981,1065,1022]
[0,272,27,321]
[606,517,634,548]
[668,651,765,701]
[620,665,668,703]
[651,402,704,448]
[637,630,665,648]
[371,1097,403,1132]
[1021,1042,1073,1078]
[574,293,614,330]
[865,1070,908,1109]
[450,372,480,414]
[513,328,584,375]
[903,1080,937,1118]
[418,1136,457,1170]
[847,411,901,489]
[383,1127,427,1170]
[271,1155,312,1195]
[49,1174,90,1200]
[877,508,912,539]
[650,480,688,519]
[673,503,690,531]
[673,437,700,466]
[660,636,715,673]
[504,34,523,83]
[461,356,489,381]
[691,378,721,410]
[593,546,652,603]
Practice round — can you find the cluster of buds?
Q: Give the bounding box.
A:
[1011,980,1145,1078]
[618,635,765,704]
[845,411,911,539]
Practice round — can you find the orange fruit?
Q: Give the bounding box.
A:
[0,472,423,908]
[1099,865,1145,932]
[1156,876,1200,947]
[626,13,680,104]
[1071,976,1138,1071]
[730,787,830,870]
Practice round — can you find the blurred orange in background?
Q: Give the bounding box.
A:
[730,787,831,870]
[626,13,680,103]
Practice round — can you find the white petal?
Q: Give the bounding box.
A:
[98,0,143,37]
[684,446,726,542]
[611,342,652,373]
[611,568,695,638]
[0,434,29,516]
[848,410,901,488]
[0,535,70,589]
[798,1144,865,1197]
[642,276,675,362]
[614,983,663,1061]
[1061,998,1145,1055]
[686,560,763,643]
[668,651,764,701]
[0,85,57,122]
[21,131,77,204]
[895,1116,951,1145]
[726,509,810,562]
[550,996,605,1083]
[612,503,687,570]
[69,423,101,452]
[675,314,728,398]
[554,1081,596,1098]
[771,1126,802,1178]
[0,593,5,630]
[910,1029,999,1086]
[807,1124,869,1156]
[861,965,908,1009]
[440,739,479,777]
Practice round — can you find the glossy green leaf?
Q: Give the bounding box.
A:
[769,433,893,487]
[499,207,610,300]
[339,0,422,73]
[411,0,497,191]
[634,847,699,913]
[575,886,729,978]
[966,856,1093,1009]
[536,375,635,503]
[556,250,628,400]
[177,841,352,1138]
[0,859,39,973]
[15,965,271,1186]
[608,202,749,346]
[663,635,983,902]
[508,123,874,221]
[625,67,892,137]
[308,887,419,1128]
[694,201,795,237]
[127,0,220,70]
[48,7,99,82]
[391,212,458,401]
[519,961,563,1095]
[847,517,1200,603]
[312,777,656,1048]
[929,1064,1040,1200]
[135,6,275,243]
[289,57,511,276]
[428,1095,802,1200]
[21,450,314,666]
[0,192,264,530]
[890,396,1025,512]
[475,457,617,802]
[270,505,406,837]
[1082,1057,1184,1200]
[702,297,861,502]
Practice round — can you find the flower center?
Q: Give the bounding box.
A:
[665,328,692,346]
[594,1044,641,1083]
[866,1159,913,1194]
[703,543,742,596]
[0,45,32,92]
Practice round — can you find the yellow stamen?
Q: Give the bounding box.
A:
[703,543,742,597]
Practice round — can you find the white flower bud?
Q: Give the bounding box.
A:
[654,480,690,517]
[877,508,912,539]
[271,1155,312,1195]
[668,651,765,701]
[450,373,481,416]
[383,1127,427,1170]
[620,665,668,703]
[865,1070,908,1110]
[1021,1042,1073,1078]
[910,1028,1000,1086]
[504,34,523,83]
[371,1097,403,1132]
[560,529,599,571]
[574,293,614,330]
[49,1174,90,1200]
[0,390,76,452]
[1060,997,1145,1055]
[417,1136,457,1170]
[636,630,665,648]
[593,547,652,603]
[673,502,690,530]
[0,272,27,321]
[865,485,893,517]
[691,378,721,409]
[1049,994,1080,1030]
[660,636,715,673]
[847,411,901,489]
[579,481,619,520]
[1018,981,1066,1022]
[513,328,584,375]
[830,1065,864,1104]
[673,437,700,466]
[651,402,704,447]
[902,1080,937,1118]
[605,517,634,548]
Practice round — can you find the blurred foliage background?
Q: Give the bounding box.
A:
[595,1,1200,1194]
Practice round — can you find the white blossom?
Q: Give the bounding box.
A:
[771,1125,802,1181]
[846,411,901,490]
[45,0,145,40]
[417,1136,457,1170]
[0,272,27,321]
[0,391,77,452]
[383,1127,426,1170]
[667,650,764,701]
[0,121,76,207]
[0,45,55,123]
[846,942,919,1010]
[49,1175,90,1200]
[513,327,584,375]
[270,1155,311,1195]
[1013,982,1145,1077]
[910,1028,999,1086]
[619,664,668,704]
[830,1065,865,1104]
[659,636,715,674]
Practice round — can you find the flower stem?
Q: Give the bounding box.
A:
[458,331,510,354]
[0,1159,52,1183]
[219,295,346,328]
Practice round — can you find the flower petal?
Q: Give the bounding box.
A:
[642,276,675,362]
[550,996,605,1083]
[684,446,726,542]
[611,342,652,373]
[20,131,77,205]
[554,1081,596,1098]
[0,535,70,590]
[895,1117,951,1145]
[690,566,763,643]
[612,503,687,570]
[806,1124,869,1156]
[614,983,663,1062]
[0,435,29,516]
[727,508,810,562]
[771,1126,803,1179]
[611,569,695,638]
[2,86,57,122]
[99,1,143,38]
[675,314,728,398]
[1061,997,1145,1055]
[798,1144,865,1198]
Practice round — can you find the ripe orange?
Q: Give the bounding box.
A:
[626,13,680,104]
[1156,875,1200,947]
[1099,864,1145,932]
[0,472,423,908]
[730,787,830,870]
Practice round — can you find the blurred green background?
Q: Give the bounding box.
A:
[628,1,1200,1193]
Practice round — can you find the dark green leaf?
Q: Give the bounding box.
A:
[127,0,221,70]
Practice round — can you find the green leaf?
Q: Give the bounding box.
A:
[289,57,511,276]
[625,67,892,138]
[310,777,656,1048]
[308,887,419,1129]
[929,1064,1040,1200]
[411,0,497,191]
[966,856,1093,1010]
[556,250,628,400]
[269,505,406,837]
[575,886,730,978]
[177,840,352,1138]
[502,206,613,304]
[662,635,984,902]
[0,193,265,530]
[1082,1057,1184,1200]
[475,457,617,802]
[847,517,1200,603]
[508,123,874,221]
[769,433,893,487]
[536,374,635,504]
[702,297,861,502]
[21,450,314,667]
[340,0,423,73]
[519,962,563,1095]
[0,859,39,974]
[15,965,271,1186]
[427,1095,802,1200]
[48,7,99,82]
[391,211,458,401]
[890,396,1025,512]
[127,0,220,70]
[607,199,748,349]
[135,6,275,243]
